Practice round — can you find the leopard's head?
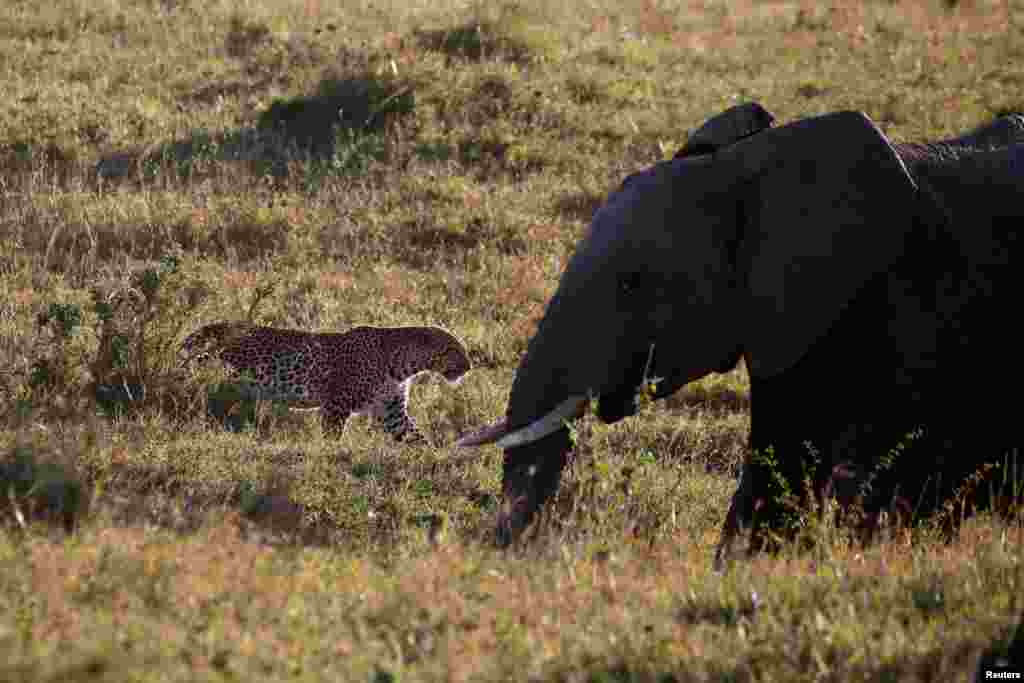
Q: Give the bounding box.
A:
[429,330,471,384]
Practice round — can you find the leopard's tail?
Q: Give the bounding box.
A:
[178,322,251,368]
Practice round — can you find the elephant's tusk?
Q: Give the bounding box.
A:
[455,419,510,448]
[493,395,588,449]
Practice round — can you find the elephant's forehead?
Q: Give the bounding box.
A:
[587,155,708,239]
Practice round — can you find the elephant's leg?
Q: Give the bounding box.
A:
[715,447,816,569]
[740,363,862,555]
[714,461,757,570]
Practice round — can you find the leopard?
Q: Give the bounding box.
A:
[179,322,471,443]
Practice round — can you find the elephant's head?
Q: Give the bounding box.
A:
[459,108,922,545]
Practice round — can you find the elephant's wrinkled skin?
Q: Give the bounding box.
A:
[459,104,1024,560]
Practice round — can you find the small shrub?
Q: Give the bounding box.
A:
[16,251,213,421]
[28,302,91,405]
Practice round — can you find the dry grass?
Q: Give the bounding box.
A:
[1,0,1023,679]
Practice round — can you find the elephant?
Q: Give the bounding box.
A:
[458,103,1024,565]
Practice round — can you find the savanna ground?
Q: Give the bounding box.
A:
[1,0,1023,680]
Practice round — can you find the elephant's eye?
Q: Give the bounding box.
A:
[618,273,643,297]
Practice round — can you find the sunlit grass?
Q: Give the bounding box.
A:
[1,0,1023,679]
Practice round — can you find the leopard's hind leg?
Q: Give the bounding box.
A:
[320,398,353,437]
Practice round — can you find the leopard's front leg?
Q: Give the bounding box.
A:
[370,383,426,444]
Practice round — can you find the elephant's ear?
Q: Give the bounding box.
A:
[719,110,918,379]
[675,102,775,158]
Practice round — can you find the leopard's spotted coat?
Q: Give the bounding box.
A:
[180,322,471,443]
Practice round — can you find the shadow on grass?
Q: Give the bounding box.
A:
[95,71,415,186]
[0,429,500,551]
[83,457,341,548]
[415,10,558,65]
[255,73,414,155]
[389,216,530,270]
[0,439,338,546]
[0,446,87,533]
[0,140,83,188]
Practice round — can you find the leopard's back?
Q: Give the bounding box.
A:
[182,323,326,403]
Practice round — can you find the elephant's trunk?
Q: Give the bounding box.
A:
[477,292,591,545]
